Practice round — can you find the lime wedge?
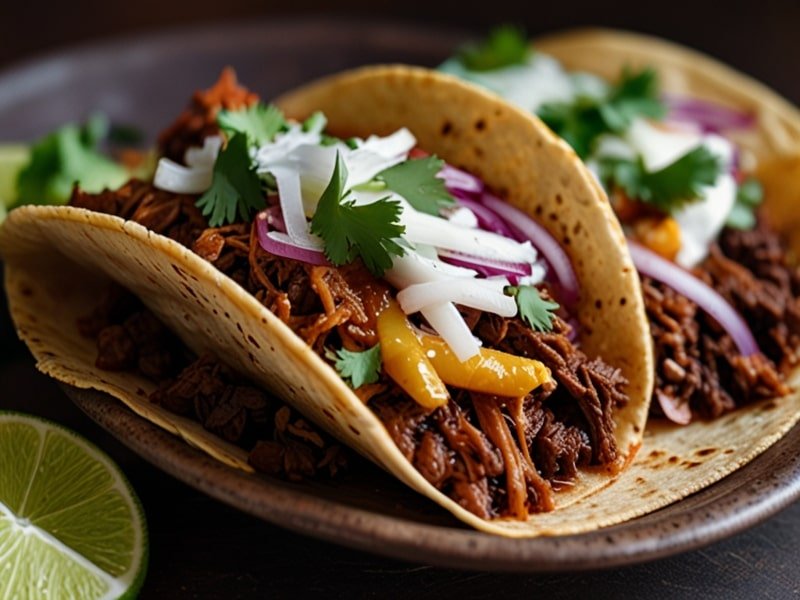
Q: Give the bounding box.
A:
[0,144,29,208]
[0,412,147,599]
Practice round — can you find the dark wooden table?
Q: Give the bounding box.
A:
[1,9,800,597]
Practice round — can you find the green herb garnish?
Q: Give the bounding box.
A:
[726,177,763,230]
[506,285,560,333]
[538,68,666,158]
[15,121,128,207]
[377,156,455,216]
[195,134,264,227]
[310,152,405,276]
[217,103,286,147]
[326,344,382,389]
[457,25,531,72]
[599,146,723,213]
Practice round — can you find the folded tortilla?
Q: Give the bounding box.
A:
[1,66,657,537]
[526,28,800,514]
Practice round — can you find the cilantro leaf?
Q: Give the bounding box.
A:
[15,121,129,207]
[310,151,405,276]
[538,68,666,158]
[377,156,455,216]
[326,344,382,389]
[195,134,264,227]
[217,103,286,147]
[599,146,723,213]
[726,177,763,230]
[507,285,559,332]
[458,25,531,72]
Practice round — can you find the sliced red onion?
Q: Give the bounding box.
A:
[663,95,756,133]
[255,211,330,266]
[454,195,517,238]
[439,164,485,194]
[438,248,532,281]
[655,390,692,426]
[480,193,580,307]
[628,241,759,357]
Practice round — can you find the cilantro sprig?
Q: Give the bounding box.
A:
[726,177,763,230]
[195,134,264,227]
[218,103,286,147]
[326,344,382,389]
[457,26,531,72]
[506,285,559,332]
[310,152,405,276]
[376,156,455,216]
[538,68,666,158]
[599,146,723,214]
[15,118,129,207]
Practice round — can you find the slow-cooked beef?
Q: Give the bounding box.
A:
[70,72,628,519]
[80,286,348,481]
[645,221,797,420]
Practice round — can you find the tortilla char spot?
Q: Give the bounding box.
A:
[236,322,244,334]
[595,299,603,309]
[635,477,646,484]
[348,424,360,436]
[535,205,544,216]
[474,118,486,131]
[668,456,679,464]
[171,264,187,279]
[136,387,146,397]
[224,312,230,319]
[20,286,33,297]
[620,297,627,306]
[683,461,702,468]
[441,121,452,136]
[696,448,717,457]
[261,318,267,324]
[269,345,275,352]
[323,409,335,421]
[212,309,218,315]
[724,448,735,455]
[633,425,641,433]
[562,236,571,246]
[762,400,778,410]
[648,450,663,459]
[248,352,256,364]
[555,194,564,205]
[572,222,583,235]
[549,212,558,221]
[247,335,261,349]
[473,146,484,158]
[643,489,657,498]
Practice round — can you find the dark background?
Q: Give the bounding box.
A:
[1,2,800,598]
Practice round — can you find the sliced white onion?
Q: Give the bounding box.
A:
[445,206,479,228]
[185,135,222,169]
[398,279,517,317]
[419,302,481,362]
[359,128,416,158]
[272,166,324,250]
[402,209,538,263]
[153,158,213,194]
[385,252,477,287]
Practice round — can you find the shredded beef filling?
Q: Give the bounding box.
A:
[79,286,348,481]
[73,179,626,519]
[646,222,799,420]
[71,73,627,519]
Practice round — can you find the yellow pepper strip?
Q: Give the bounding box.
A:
[419,335,551,398]
[376,301,450,410]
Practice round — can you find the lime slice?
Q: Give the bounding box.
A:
[0,144,29,208]
[0,412,147,599]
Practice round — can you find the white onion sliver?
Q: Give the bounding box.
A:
[445,206,479,228]
[420,303,481,362]
[629,241,759,356]
[273,166,324,250]
[402,209,538,263]
[185,136,222,169]
[359,128,416,158]
[397,279,517,318]
[385,252,478,288]
[153,158,212,194]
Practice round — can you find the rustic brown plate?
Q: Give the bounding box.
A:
[2,18,799,572]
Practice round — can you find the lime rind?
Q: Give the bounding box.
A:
[0,411,147,599]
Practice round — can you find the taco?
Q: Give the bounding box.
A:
[0,66,654,536]
[441,27,800,426]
